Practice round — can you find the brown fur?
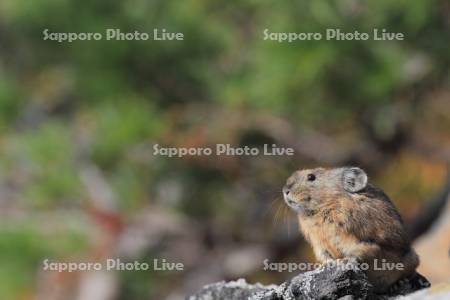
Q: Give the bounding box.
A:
[283,167,419,293]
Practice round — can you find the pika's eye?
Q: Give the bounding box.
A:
[307,174,316,181]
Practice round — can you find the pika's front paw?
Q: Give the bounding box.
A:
[387,272,430,296]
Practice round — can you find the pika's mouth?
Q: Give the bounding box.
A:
[283,195,300,210]
[283,195,311,211]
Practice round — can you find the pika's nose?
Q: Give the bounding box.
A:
[282,187,290,196]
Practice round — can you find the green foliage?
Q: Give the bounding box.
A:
[0,78,22,132]
[0,224,87,298]
[91,101,163,168]
[0,121,80,207]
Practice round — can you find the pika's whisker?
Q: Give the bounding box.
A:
[266,196,282,216]
[273,201,284,227]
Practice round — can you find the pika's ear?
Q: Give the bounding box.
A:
[342,167,367,193]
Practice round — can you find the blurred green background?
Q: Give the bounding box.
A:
[0,0,449,299]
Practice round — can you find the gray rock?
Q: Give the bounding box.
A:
[187,261,433,300]
[186,279,277,300]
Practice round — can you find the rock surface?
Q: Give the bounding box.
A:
[187,261,437,300]
[415,193,450,283]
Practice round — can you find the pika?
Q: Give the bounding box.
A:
[282,167,420,293]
